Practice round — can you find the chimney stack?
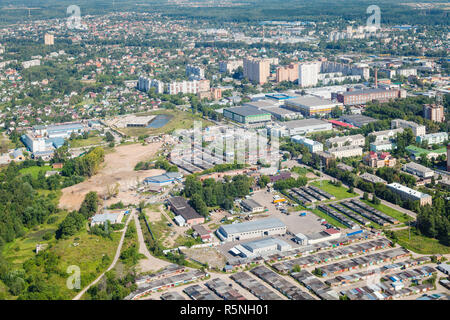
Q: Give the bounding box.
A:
[374,68,378,88]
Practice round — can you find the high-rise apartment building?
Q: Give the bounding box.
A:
[243,58,271,85]
[423,104,445,123]
[44,33,54,45]
[276,63,299,83]
[298,62,320,87]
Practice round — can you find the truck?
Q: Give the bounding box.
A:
[299,212,306,217]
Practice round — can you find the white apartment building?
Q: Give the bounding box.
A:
[219,60,243,73]
[298,62,320,87]
[402,162,434,178]
[326,145,363,159]
[369,128,404,142]
[416,132,448,145]
[325,134,365,148]
[137,76,164,93]
[391,119,426,137]
[186,65,205,80]
[291,136,324,153]
[168,79,210,95]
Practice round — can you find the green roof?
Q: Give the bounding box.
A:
[406,145,446,155]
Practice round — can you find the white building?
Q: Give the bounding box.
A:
[282,119,332,136]
[137,76,164,94]
[326,145,363,159]
[216,218,286,242]
[186,65,205,80]
[370,141,395,152]
[325,134,365,148]
[22,59,40,69]
[219,59,243,73]
[402,162,434,178]
[416,132,448,145]
[292,135,324,152]
[370,128,404,142]
[168,79,210,95]
[298,62,320,87]
[387,182,432,206]
[391,119,426,137]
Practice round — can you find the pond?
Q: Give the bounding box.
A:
[146,114,173,128]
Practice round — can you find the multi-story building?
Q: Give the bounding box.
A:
[391,119,426,137]
[325,134,365,148]
[284,96,343,117]
[198,87,222,101]
[336,88,403,106]
[298,62,320,87]
[168,79,210,95]
[369,128,404,142]
[219,60,243,73]
[370,141,395,152]
[137,76,164,94]
[416,132,448,145]
[20,134,46,153]
[276,63,299,83]
[243,57,271,84]
[291,136,323,153]
[325,145,363,159]
[44,33,54,45]
[186,65,205,80]
[22,59,40,69]
[387,183,432,206]
[397,68,417,77]
[423,104,445,123]
[402,162,434,178]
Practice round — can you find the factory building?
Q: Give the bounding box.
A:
[282,119,332,136]
[223,106,271,125]
[284,96,343,117]
[216,217,286,242]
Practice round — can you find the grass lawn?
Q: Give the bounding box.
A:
[147,213,172,249]
[69,136,103,148]
[361,199,414,223]
[119,109,213,137]
[310,180,358,201]
[393,228,450,254]
[19,165,54,179]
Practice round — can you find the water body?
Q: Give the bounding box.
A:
[146,114,173,128]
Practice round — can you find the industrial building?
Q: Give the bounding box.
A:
[284,96,343,116]
[91,211,124,226]
[223,106,271,125]
[339,114,377,127]
[261,107,303,120]
[167,196,205,226]
[232,237,292,257]
[291,136,323,152]
[402,162,434,178]
[216,217,286,242]
[240,199,265,213]
[336,88,403,105]
[281,119,332,136]
[387,183,432,206]
[143,172,183,186]
[391,119,426,137]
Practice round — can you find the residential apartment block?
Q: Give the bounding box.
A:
[391,119,426,137]
[387,183,432,206]
[325,134,365,148]
[423,104,445,123]
[243,57,271,84]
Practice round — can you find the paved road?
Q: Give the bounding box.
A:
[72,212,133,300]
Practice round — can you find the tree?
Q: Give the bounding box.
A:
[105,131,114,143]
[79,192,99,219]
[258,175,270,188]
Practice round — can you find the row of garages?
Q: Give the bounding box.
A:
[318,248,410,277]
[230,271,283,300]
[340,282,434,300]
[287,185,335,205]
[250,266,315,300]
[317,204,359,229]
[291,270,339,300]
[272,238,392,274]
[340,200,391,226]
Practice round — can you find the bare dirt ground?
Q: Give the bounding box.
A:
[182,247,227,269]
[59,142,163,211]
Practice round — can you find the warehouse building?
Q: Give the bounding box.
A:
[167,196,205,226]
[402,162,434,178]
[282,119,332,136]
[336,88,403,106]
[387,183,432,206]
[233,237,292,257]
[216,217,286,242]
[261,107,303,120]
[241,199,265,213]
[284,96,343,116]
[339,114,377,127]
[223,106,271,125]
[143,172,183,186]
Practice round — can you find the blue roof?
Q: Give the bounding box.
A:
[144,172,182,184]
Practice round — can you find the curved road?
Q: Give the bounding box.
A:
[72,211,133,300]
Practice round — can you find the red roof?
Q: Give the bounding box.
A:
[325,228,341,235]
[328,120,355,128]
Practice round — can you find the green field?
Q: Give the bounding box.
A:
[310,180,358,201]
[69,136,103,148]
[361,199,414,223]
[393,228,450,255]
[19,165,54,179]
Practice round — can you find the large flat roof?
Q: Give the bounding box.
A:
[285,96,339,107]
[387,182,431,199]
[219,217,286,235]
[283,119,331,129]
[242,237,291,251]
[224,106,271,117]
